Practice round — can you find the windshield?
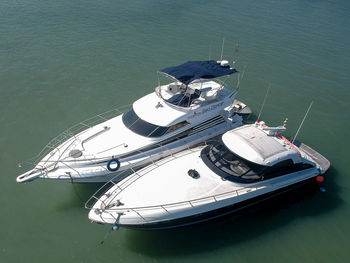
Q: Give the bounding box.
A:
[201,141,266,182]
[122,108,168,137]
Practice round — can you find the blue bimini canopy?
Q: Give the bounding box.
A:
[161,60,238,85]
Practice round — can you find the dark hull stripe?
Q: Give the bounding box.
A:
[93,115,229,164]
[187,120,225,136]
[191,115,224,129]
[190,117,225,131]
[118,177,317,230]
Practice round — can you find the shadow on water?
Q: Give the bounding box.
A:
[122,166,342,258]
[55,183,105,211]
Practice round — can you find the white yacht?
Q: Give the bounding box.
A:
[17,60,250,183]
[87,120,330,229]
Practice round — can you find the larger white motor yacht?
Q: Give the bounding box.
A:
[17,60,250,183]
[87,120,330,229]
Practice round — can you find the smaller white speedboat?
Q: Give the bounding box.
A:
[87,120,330,229]
[17,60,250,183]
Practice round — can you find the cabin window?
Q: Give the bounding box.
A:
[202,140,315,183]
[262,160,314,179]
[201,141,266,183]
[166,121,190,134]
[122,108,168,137]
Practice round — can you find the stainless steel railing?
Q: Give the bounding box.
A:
[18,104,131,171]
[88,162,265,224]
[84,144,203,210]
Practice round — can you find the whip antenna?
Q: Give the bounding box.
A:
[233,40,240,65]
[235,66,246,91]
[220,37,225,60]
[291,101,314,144]
[236,73,241,91]
[256,85,270,122]
[240,65,247,83]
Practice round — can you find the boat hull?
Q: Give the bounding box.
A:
[28,115,243,183]
[115,177,318,230]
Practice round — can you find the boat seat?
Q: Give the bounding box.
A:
[201,88,217,101]
[166,89,201,107]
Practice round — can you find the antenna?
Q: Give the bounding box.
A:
[230,66,246,98]
[240,65,247,82]
[236,73,241,91]
[233,40,240,65]
[291,101,314,144]
[228,72,241,98]
[256,85,270,122]
[220,37,225,61]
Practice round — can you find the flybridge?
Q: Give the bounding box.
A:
[161,60,238,85]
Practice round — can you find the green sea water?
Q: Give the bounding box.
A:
[1,0,350,262]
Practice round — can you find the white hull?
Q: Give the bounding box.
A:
[30,117,242,183]
[17,76,247,183]
[87,122,330,228]
[88,148,320,226]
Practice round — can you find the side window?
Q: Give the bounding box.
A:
[166,121,189,134]
[122,108,139,128]
[148,126,169,137]
[263,159,312,179]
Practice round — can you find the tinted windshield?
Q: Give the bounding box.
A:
[201,141,266,182]
[122,108,168,137]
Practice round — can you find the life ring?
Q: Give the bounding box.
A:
[107,158,120,172]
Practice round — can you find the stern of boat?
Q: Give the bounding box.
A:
[295,142,331,174]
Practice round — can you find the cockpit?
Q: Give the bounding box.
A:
[166,88,201,107]
[156,80,224,109]
[201,140,314,183]
[202,140,265,182]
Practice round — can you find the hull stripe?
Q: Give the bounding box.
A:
[93,115,232,164]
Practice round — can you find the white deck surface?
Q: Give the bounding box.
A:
[103,147,244,208]
[133,92,189,127]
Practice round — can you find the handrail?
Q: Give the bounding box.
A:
[19,93,243,184]
[110,180,260,213]
[19,85,236,172]
[84,115,242,205]
[92,180,264,224]
[19,104,131,170]
[155,79,233,111]
[85,144,204,210]
[20,99,244,185]
[85,134,270,223]
[35,125,202,182]
[21,116,226,183]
